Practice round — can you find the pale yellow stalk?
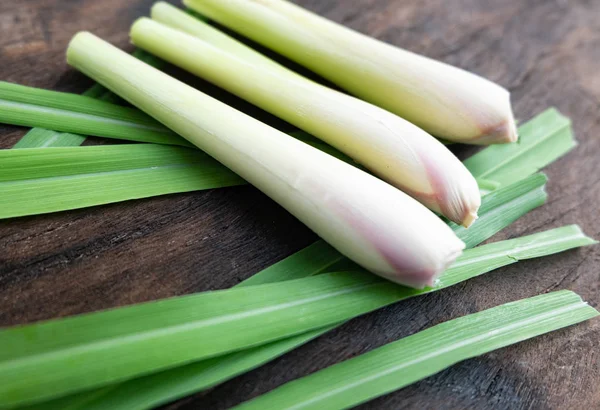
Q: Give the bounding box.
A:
[66,32,465,288]
[153,2,286,75]
[134,8,480,226]
[185,0,518,145]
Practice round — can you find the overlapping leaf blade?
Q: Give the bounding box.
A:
[40,223,592,410]
[28,174,547,409]
[11,49,164,149]
[0,145,244,219]
[1,225,594,408]
[0,109,566,220]
[0,81,189,147]
[232,290,598,410]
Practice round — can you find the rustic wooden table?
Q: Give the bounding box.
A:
[1,0,599,409]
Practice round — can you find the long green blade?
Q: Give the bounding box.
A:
[1,91,576,196]
[25,172,548,410]
[11,127,87,149]
[12,49,164,149]
[1,225,594,408]
[0,128,546,220]
[233,290,598,410]
[464,108,575,186]
[41,222,586,410]
[0,81,190,147]
[0,145,244,219]
[12,82,104,149]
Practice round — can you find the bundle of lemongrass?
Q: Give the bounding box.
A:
[0,1,597,409]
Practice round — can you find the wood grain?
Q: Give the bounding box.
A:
[1,0,599,409]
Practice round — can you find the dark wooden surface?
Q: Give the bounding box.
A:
[1,0,600,409]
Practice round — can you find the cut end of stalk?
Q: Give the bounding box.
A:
[131,17,148,38]
[66,31,90,62]
[150,1,167,17]
[461,210,478,228]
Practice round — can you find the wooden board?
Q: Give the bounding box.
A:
[1,0,599,408]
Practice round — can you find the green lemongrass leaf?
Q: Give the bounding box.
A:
[0,272,405,407]
[41,221,586,410]
[0,144,244,219]
[27,242,346,410]
[1,81,574,195]
[0,81,189,147]
[0,145,211,183]
[12,49,164,149]
[1,78,574,179]
[233,290,599,410]
[239,241,346,286]
[0,126,545,220]
[79,83,112,100]
[0,139,340,220]
[12,128,87,149]
[464,108,575,186]
[26,173,549,410]
[30,328,334,410]
[23,242,346,410]
[2,225,594,408]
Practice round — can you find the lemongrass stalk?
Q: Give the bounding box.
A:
[0,81,190,147]
[67,32,465,288]
[153,2,288,75]
[184,0,517,145]
[232,290,599,410]
[4,225,595,409]
[132,14,480,226]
